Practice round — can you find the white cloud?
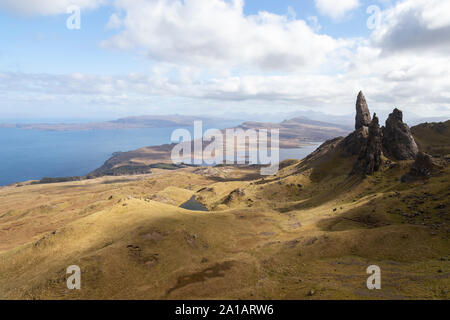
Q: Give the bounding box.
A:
[0,0,449,120]
[105,13,123,30]
[314,0,360,20]
[372,0,450,53]
[307,16,322,32]
[2,49,449,117]
[102,0,346,72]
[0,0,107,15]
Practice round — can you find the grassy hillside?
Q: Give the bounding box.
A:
[0,148,448,299]
[411,120,450,157]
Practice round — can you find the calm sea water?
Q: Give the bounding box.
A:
[0,125,321,186]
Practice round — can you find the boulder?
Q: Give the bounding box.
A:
[401,152,442,182]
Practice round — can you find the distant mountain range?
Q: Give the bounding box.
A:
[237,117,351,147]
[1,111,447,132]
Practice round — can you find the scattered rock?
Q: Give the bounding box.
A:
[184,232,202,248]
[127,244,140,250]
[304,237,318,246]
[285,239,300,248]
[223,188,246,204]
[145,257,159,268]
[126,245,141,258]
[259,232,276,236]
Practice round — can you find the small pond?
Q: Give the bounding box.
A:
[180,196,208,211]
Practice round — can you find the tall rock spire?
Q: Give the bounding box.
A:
[355,91,372,130]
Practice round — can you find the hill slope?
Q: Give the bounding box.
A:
[0,95,448,300]
[0,146,448,299]
[411,120,450,157]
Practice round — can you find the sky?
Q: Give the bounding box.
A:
[0,0,449,121]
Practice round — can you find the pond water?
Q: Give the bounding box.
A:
[179,196,209,211]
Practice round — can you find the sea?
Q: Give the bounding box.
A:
[0,122,321,186]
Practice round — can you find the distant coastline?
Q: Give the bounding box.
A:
[0,115,229,132]
[0,115,350,186]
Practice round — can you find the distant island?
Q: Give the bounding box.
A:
[0,115,225,131]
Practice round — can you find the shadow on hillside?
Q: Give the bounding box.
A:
[317,206,391,232]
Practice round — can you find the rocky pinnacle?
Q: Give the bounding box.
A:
[364,114,383,175]
[352,113,383,175]
[382,108,419,160]
[355,91,372,130]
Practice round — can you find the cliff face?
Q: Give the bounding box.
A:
[342,126,369,156]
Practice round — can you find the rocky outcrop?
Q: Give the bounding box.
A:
[364,114,383,175]
[401,152,442,182]
[343,91,371,156]
[352,114,383,175]
[342,126,369,156]
[382,108,418,160]
[307,92,424,178]
[355,91,372,130]
[223,188,246,204]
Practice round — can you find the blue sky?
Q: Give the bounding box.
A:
[1,1,376,74]
[0,0,449,121]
